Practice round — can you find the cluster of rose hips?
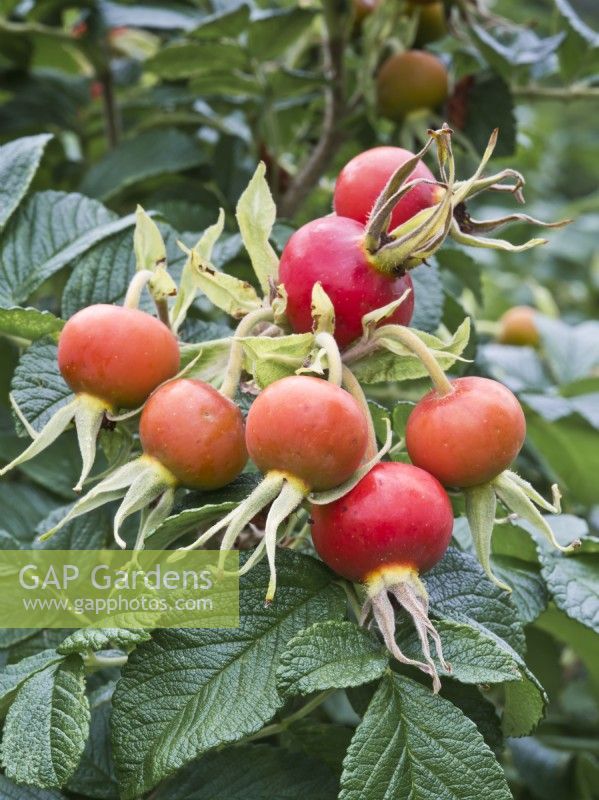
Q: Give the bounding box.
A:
[1,134,574,692]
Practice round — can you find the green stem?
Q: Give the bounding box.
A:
[220,308,274,398]
[341,365,377,459]
[341,580,363,622]
[376,327,454,396]
[315,332,343,386]
[124,270,154,309]
[83,652,128,670]
[242,690,335,743]
[512,85,599,102]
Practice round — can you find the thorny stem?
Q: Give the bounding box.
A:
[376,326,454,396]
[124,270,155,309]
[278,0,346,218]
[220,308,275,399]
[341,365,378,460]
[315,332,343,386]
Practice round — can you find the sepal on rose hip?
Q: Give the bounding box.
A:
[1,392,112,492]
[464,471,580,590]
[38,455,178,549]
[362,567,450,694]
[366,125,568,275]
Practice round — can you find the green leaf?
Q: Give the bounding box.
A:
[0,481,56,543]
[277,621,388,697]
[462,72,515,157]
[339,673,512,800]
[11,338,70,432]
[281,719,353,775]
[522,391,599,429]
[536,605,599,693]
[0,649,64,716]
[536,317,599,384]
[189,71,262,97]
[396,619,522,685]
[112,550,345,798]
[0,307,64,342]
[33,504,111,551]
[410,262,443,333]
[179,337,232,387]
[67,681,119,800]
[58,629,151,656]
[425,547,525,654]
[481,343,550,393]
[539,547,599,635]
[171,211,225,333]
[248,7,317,61]
[147,42,248,79]
[555,0,599,78]
[0,134,52,229]
[182,249,262,318]
[525,409,599,506]
[436,248,483,304]
[509,737,573,800]
[153,744,338,799]
[491,555,548,625]
[1,655,90,789]
[351,318,470,384]
[241,333,314,387]
[502,663,547,737]
[236,162,280,294]
[440,682,503,755]
[0,191,135,307]
[62,223,187,318]
[0,773,66,799]
[190,3,251,39]
[0,428,83,500]
[79,130,205,202]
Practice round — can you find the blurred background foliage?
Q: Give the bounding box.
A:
[0,1,598,798]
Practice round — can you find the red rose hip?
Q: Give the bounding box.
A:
[406,376,526,488]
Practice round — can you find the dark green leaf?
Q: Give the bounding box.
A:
[80,130,205,202]
[0,134,52,229]
[61,222,187,317]
[410,261,443,333]
[425,547,525,654]
[67,681,119,800]
[11,337,70,432]
[1,655,90,788]
[248,8,318,61]
[190,3,251,40]
[147,42,248,80]
[396,618,522,685]
[0,192,133,307]
[277,621,388,696]
[339,673,511,800]
[0,649,64,716]
[153,744,338,799]
[0,774,66,799]
[112,550,345,798]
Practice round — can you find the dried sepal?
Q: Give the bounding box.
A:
[1,392,110,492]
[363,567,450,693]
